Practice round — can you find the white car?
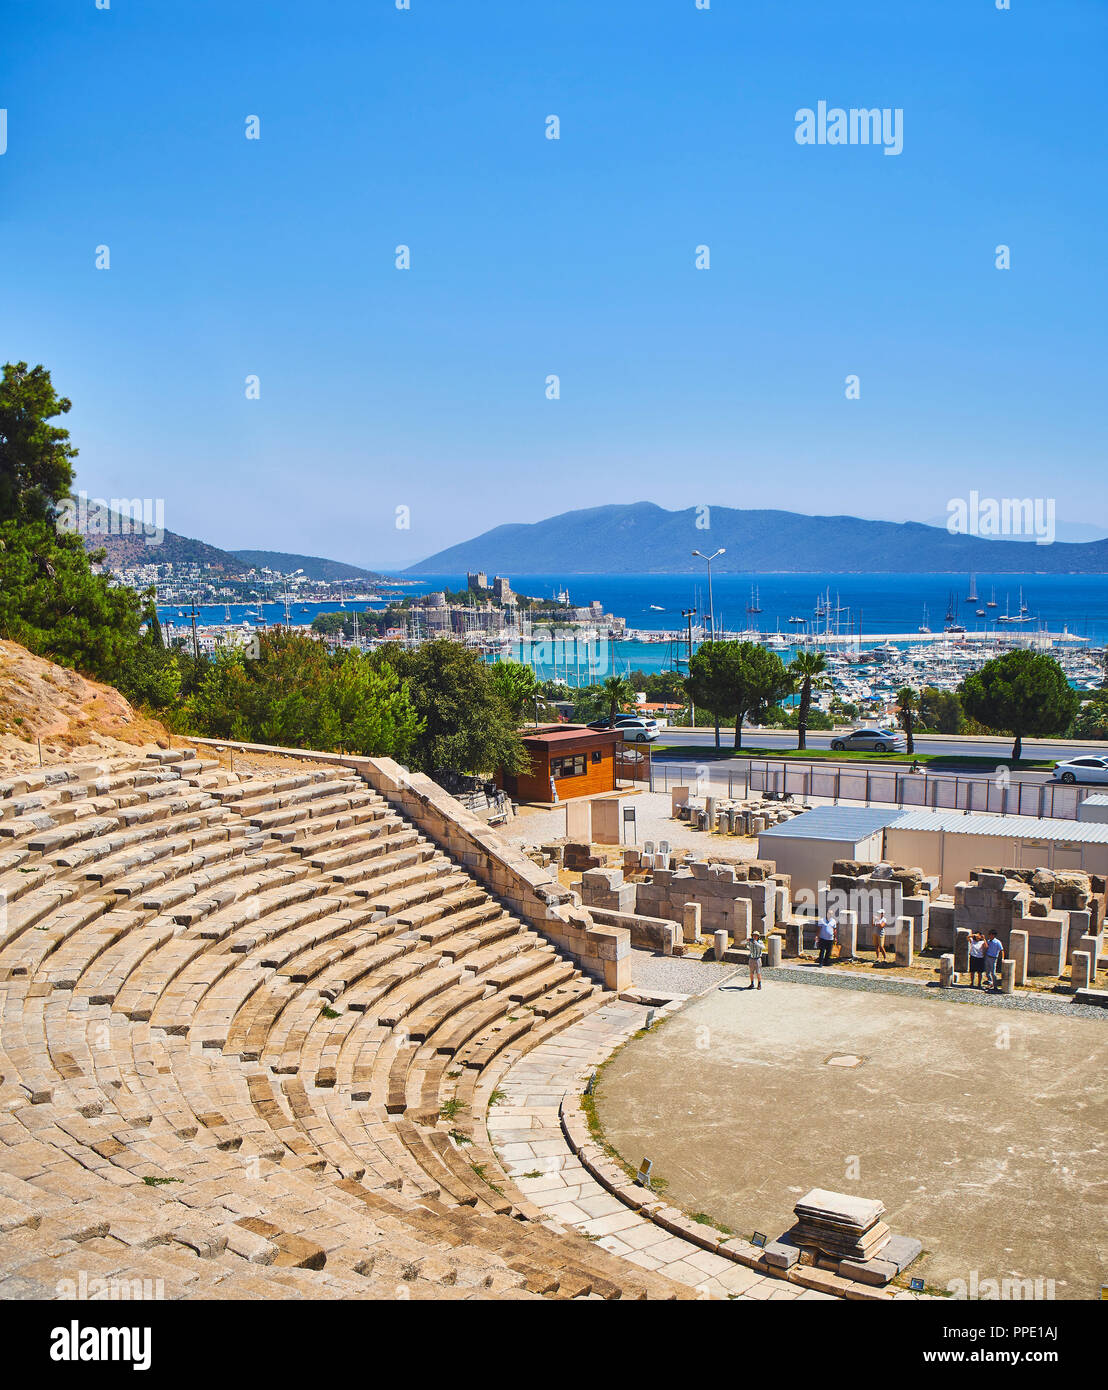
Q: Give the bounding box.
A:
[1051,755,1108,785]
[587,715,659,743]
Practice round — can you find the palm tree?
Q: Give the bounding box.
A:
[787,650,829,751]
[897,686,918,755]
[602,674,635,728]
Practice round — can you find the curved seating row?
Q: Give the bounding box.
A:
[0,747,688,1300]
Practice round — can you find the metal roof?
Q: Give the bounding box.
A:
[1079,795,1108,807]
[758,806,907,842]
[886,809,1108,844]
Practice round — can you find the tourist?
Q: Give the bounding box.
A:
[984,931,1005,991]
[816,913,836,967]
[873,910,889,965]
[748,931,764,990]
[968,932,986,988]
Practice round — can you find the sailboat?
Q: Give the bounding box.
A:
[746,585,762,615]
[965,574,978,602]
[986,587,998,609]
[918,604,931,634]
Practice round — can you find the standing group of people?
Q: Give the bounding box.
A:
[742,914,1007,991]
[967,930,1006,990]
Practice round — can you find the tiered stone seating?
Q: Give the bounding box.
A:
[0,748,691,1300]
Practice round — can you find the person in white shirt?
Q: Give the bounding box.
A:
[969,933,987,989]
[816,913,836,967]
[747,931,764,990]
[984,931,1005,991]
[873,910,888,964]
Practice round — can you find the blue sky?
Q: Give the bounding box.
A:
[2,0,1105,568]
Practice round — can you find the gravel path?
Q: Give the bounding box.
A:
[630,949,740,996]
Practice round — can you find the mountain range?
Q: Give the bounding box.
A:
[83,520,380,583]
[406,502,1108,575]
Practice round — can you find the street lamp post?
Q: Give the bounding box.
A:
[692,549,726,640]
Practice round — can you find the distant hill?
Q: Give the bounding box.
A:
[76,510,380,581]
[407,502,1108,575]
[228,551,380,582]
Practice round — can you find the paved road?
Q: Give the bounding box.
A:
[654,727,1102,768]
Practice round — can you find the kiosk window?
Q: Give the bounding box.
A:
[551,755,586,778]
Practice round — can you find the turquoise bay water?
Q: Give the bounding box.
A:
[158,571,1108,679]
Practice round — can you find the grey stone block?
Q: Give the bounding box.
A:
[763,1239,800,1269]
[880,1234,923,1273]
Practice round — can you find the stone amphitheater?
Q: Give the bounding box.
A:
[3,740,888,1303]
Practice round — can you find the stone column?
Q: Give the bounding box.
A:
[1071,950,1092,991]
[682,901,702,944]
[955,927,972,974]
[939,954,955,987]
[894,916,913,968]
[712,929,728,961]
[1078,933,1100,979]
[784,919,802,958]
[767,934,782,968]
[1000,959,1015,995]
[1008,929,1028,987]
[837,910,858,960]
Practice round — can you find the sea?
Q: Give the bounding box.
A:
[157,572,1108,681]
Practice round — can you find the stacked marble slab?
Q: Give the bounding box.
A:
[788,1189,921,1286]
[792,1189,890,1260]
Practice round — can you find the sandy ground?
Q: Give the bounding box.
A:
[0,639,170,774]
[501,790,762,862]
[596,977,1108,1299]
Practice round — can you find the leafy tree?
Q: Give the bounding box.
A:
[787,650,829,750]
[0,361,79,522]
[383,639,527,776]
[960,649,1078,760]
[601,674,635,728]
[917,686,964,734]
[687,641,789,749]
[0,517,146,682]
[177,630,423,760]
[489,661,541,724]
[1069,696,1108,741]
[685,642,736,748]
[896,686,918,754]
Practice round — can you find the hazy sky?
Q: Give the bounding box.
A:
[2,1,1105,568]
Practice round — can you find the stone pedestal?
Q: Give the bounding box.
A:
[1000,959,1016,995]
[1078,933,1100,979]
[785,919,803,958]
[791,1189,890,1263]
[566,799,591,843]
[670,786,690,816]
[767,934,782,968]
[837,910,858,960]
[592,798,622,845]
[955,927,971,974]
[939,953,955,987]
[712,929,728,961]
[1071,950,1092,991]
[682,901,702,943]
[1008,928,1028,987]
[894,916,913,968]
